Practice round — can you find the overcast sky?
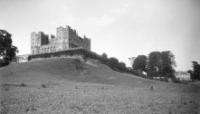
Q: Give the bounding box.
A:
[0,0,200,71]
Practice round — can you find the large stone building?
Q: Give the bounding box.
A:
[31,25,91,55]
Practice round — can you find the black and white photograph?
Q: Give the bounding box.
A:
[0,0,200,113]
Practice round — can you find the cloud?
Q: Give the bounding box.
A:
[110,3,130,16]
[87,15,115,27]
[85,3,130,27]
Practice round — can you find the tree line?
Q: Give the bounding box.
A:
[132,51,176,80]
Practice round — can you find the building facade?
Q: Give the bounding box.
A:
[31,25,91,55]
[175,71,191,81]
[11,54,29,63]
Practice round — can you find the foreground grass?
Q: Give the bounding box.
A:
[0,58,200,114]
[1,80,199,114]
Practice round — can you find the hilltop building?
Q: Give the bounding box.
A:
[31,25,91,55]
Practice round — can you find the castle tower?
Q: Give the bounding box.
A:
[31,32,40,54]
[83,35,91,51]
[31,31,50,54]
[56,26,69,51]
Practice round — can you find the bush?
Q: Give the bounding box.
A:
[20,83,27,87]
[150,86,154,91]
[41,84,47,88]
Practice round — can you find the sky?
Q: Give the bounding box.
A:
[0,0,200,71]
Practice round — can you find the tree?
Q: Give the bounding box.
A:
[191,61,200,80]
[0,30,18,67]
[160,51,176,78]
[118,61,127,72]
[102,52,108,59]
[132,55,147,75]
[147,51,176,78]
[109,57,119,64]
[108,57,119,69]
[147,51,162,77]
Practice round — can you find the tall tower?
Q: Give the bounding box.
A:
[31,31,50,54]
[31,32,40,54]
[83,36,91,51]
[56,26,69,51]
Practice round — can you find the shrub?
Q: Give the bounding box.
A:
[4,87,9,91]
[150,86,154,91]
[41,84,47,88]
[20,83,27,87]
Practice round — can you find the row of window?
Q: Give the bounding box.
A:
[40,46,56,52]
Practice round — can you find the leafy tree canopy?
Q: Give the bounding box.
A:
[0,29,18,67]
[147,51,176,78]
[189,61,200,80]
[102,52,108,59]
[132,55,147,71]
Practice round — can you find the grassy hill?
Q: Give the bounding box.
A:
[0,57,162,86]
[0,57,200,114]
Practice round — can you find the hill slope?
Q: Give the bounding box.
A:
[0,57,200,114]
[0,57,159,87]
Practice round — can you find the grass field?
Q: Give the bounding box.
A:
[0,58,200,114]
